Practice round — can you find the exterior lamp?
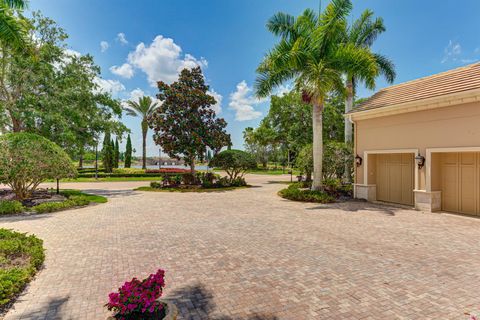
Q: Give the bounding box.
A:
[355,155,363,167]
[415,155,425,169]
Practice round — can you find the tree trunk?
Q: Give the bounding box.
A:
[142,120,148,170]
[344,79,354,183]
[79,154,83,169]
[190,157,196,174]
[312,101,323,191]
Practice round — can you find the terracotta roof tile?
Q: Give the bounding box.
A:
[350,62,480,113]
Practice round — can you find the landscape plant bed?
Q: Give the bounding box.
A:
[0,190,107,215]
[0,229,45,312]
[136,185,251,193]
[278,180,352,203]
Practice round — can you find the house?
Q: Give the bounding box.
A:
[348,62,480,216]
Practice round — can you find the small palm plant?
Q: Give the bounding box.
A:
[0,0,28,49]
[255,0,378,190]
[124,96,159,169]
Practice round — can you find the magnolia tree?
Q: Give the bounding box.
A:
[0,133,77,200]
[209,150,256,183]
[149,67,231,172]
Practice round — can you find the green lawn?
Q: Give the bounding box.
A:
[60,189,108,203]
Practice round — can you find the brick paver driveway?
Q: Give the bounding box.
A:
[1,174,480,319]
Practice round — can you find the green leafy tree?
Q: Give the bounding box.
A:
[0,132,76,200]
[0,12,127,158]
[124,134,132,168]
[255,0,378,190]
[296,144,313,181]
[124,96,158,169]
[209,150,256,183]
[114,138,119,168]
[149,67,231,173]
[110,139,115,169]
[102,131,113,173]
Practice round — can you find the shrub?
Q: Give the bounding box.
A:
[278,183,335,203]
[32,190,106,213]
[150,181,163,189]
[181,172,197,185]
[209,150,256,183]
[106,269,166,318]
[296,144,313,181]
[113,168,145,175]
[0,133,76,200]
[0,200,24,215]
[0,229,45,306]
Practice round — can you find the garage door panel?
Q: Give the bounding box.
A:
[376,153,414,206]
[440,152,480,216]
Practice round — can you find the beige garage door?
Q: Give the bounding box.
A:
[440,152,480,216]
[376,153,414,205]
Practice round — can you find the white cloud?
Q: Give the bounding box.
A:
[207,90,222,114]
[117,32,128,45]
[228,81,264,121]
[64,48,81,57]
[127,35,208,86]
[110,63,134,78]
[273,84,291,97]
[100,41,109,52]
[442,40,462,63]
[94,78,125,96]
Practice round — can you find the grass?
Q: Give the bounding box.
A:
[59,190,108,203]
[135,185,251,193]
[0,229,44,307]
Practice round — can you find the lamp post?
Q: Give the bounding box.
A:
[158,148,162,170]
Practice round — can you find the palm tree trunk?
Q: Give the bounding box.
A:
[312,101,323,191]
[142,120,148,170]
[344,79,354,183]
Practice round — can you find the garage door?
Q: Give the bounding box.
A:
[440,152,480,216]
[376,153,414,205]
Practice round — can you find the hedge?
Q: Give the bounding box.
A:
[0,229,45,306]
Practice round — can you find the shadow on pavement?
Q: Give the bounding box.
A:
[10,296,71,320]
[81,189,139,198]
[167,284,278,320]
[305,200,407,216]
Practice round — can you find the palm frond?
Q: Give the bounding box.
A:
[0,5,28,49]
[333,43,378,90]
[267,12,296,39]
[374,53,396,83]
[2,0,27,9]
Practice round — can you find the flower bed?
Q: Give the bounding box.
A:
[106,269,177,319]
[0,229,45,307]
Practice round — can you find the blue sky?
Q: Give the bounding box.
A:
[30,0,480,156]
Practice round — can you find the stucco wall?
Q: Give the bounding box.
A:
[354,101,480,190]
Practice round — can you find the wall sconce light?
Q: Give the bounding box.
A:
[355,155,363,167]
[415,155,425,169]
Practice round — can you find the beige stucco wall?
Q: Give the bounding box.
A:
[354,101,480,190]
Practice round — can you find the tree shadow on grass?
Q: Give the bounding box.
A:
[167,283,278,320]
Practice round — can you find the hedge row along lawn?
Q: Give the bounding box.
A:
[0,190,107,215]
[0,229,45,307]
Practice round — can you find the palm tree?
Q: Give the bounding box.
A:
[255,0,378,190]
[341,10,396,182]
[0,0,28,49]
[343,9,396,144]
[124,96,159,169]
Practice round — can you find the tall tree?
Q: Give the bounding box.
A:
[149,67,231,173]
[102,131,113,173]
[343,9,395,143]
[124,134,132,168]
[255,0,378,190]
[124,96,158,169]
[114,138,119,168]
[110,139,115,169]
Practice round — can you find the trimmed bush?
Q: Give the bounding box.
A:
[278,183,335,203]
[33,190,107,214]
[0,200,24,215]
[0,229,45,306]
[209,150,256,183]
[0,133,76,200]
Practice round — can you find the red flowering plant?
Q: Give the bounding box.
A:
[106,269,166,319]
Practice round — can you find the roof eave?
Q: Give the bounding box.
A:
[348,88,480,121]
